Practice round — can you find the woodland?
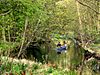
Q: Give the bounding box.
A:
[0,0,100,75]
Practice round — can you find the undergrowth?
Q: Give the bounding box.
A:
[0,56,77,75]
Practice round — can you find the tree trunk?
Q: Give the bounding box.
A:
[97,1,100,33]
[18,17,28,58]
[76,0,84,45]
[2,27,6,42]
[76,1,84,75]
[8,26,11,42]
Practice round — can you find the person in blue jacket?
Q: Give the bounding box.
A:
[57,41,67,54]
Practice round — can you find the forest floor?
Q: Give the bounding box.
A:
[0,56,77,75]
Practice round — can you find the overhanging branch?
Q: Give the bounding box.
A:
[76,0,100,14]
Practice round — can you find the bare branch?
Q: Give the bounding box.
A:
[0,9,12,16]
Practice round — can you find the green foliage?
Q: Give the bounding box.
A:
[0,59,28,74]
[0,59,78,75]
[32,64,39,71]
[12,63,28,74]
[0,41,19,53]
[0,0,99,75]
[47,67,53,73]
[0,0,49,42]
